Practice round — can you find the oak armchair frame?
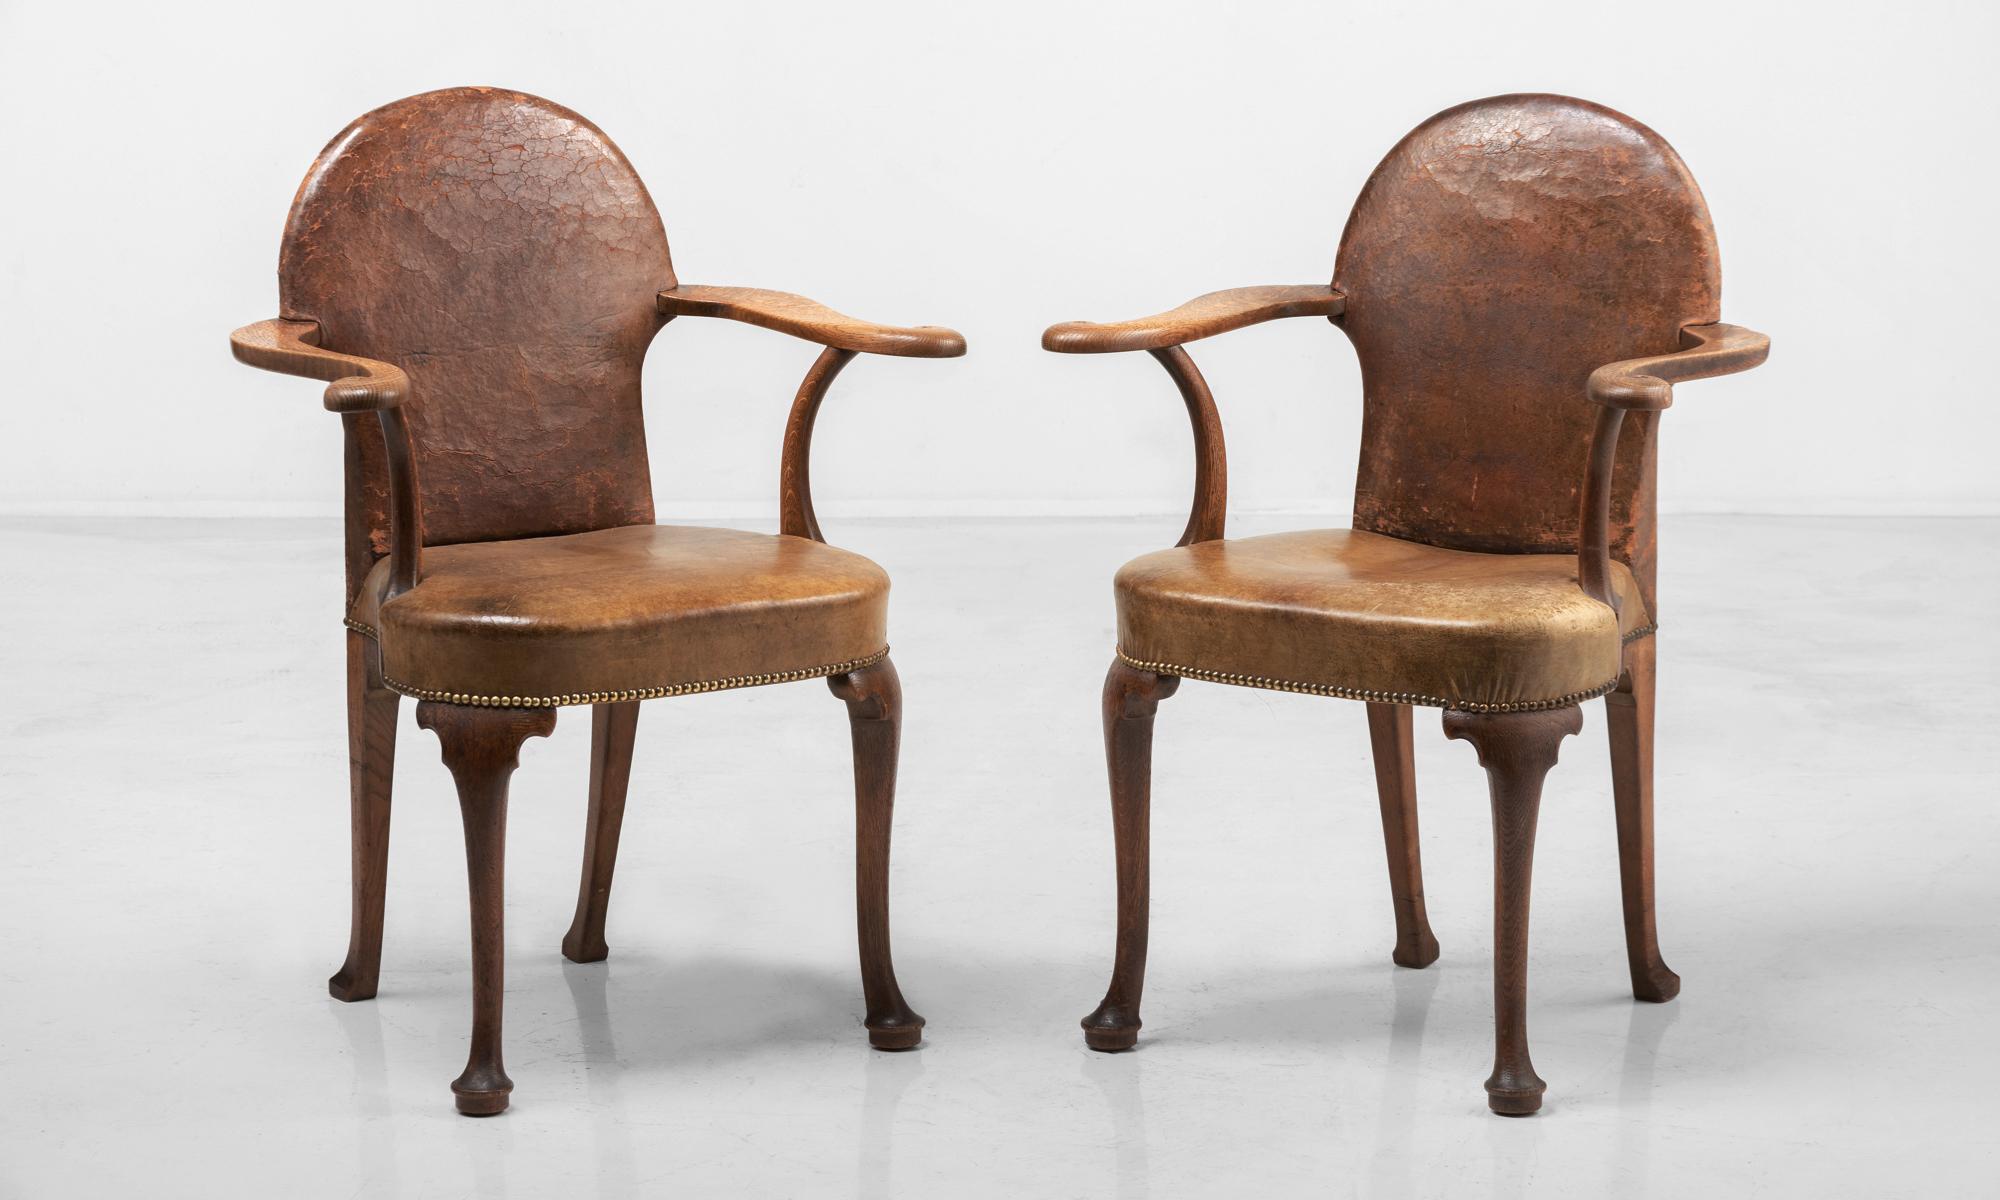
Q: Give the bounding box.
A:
[231,88,962,1115]
[1044,95,1769,1115]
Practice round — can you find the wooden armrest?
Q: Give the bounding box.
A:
[1041,285,1344,354]
[229,317,424,597]
[1587,323,1770,411]
[229,319,409,413]
[1579,322,1771,607]
[658,286,966,358]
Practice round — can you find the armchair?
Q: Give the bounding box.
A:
[231,87,963,1114]
[1043,94,1768,1114]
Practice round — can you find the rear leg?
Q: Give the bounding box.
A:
[562,701,641,964]
[1365,702,1440,968]
[1607,636,1679,1002]
[329,631,399,1002]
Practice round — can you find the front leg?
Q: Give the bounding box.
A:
[1083,659,1180,1051]
[417,702,556,1116]
[1444,705,1582,1115]
[828,657,924,1049]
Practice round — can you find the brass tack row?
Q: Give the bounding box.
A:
[349,608,1637,714]
[344,628,888,709]
[1114,649,1619,714]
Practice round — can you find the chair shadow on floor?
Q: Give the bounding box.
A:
[537,949,1454,1073]
[562,952,930,1197]
[552,952,870,1068]
[1159,960,1445,1050]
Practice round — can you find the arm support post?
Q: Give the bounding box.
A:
[1578,322,1771,608]
[1041,285,1342,545]
[230,319,425,597]
[660,287,964,540]
[1151,347,1227,545]
[781,347,858,541]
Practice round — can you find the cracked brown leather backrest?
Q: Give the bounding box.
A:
[1334,94,1720,619]
[277,87,674,600]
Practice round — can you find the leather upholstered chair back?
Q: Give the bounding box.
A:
[277,87,675,599]
[1333,93,1720,617]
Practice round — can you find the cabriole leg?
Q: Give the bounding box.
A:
[829,657,924,1049]
[1083,659,1179,1051]
[417,702,556,1116]
[1444,704,1582,1116]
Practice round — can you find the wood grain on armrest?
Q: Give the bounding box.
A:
[1041,285,1344,354]
[228,317,423,596]
[659,286,966,358]
[230,319,409,413]
[1586,323,1770,411]
[1579,322,1771,607]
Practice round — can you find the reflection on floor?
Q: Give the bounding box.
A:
[1,515,1994,1197]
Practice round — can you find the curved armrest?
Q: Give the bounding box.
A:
[1587,323,1770,411]
[1579,322,1771,607]
[659,286,966,358]
[229,319,409,413]
[1042,285,1344,354]
[229,318,424,598]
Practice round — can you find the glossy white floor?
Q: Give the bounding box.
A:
[2,515,1995,1197]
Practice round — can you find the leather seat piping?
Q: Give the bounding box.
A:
[1113,624,1654,714]
[344,618,887,709]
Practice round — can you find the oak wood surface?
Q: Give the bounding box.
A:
[1606,636,1679,1002]
[828,657,924,1048]
[232,87,950,1114]
[1048,93,1768,1115]
[1443,705,1583,1116]
[1578,323,1771,606]
[230,319,424,597]
[659,286,966,358]
[1082,659,1180,1052]
[1042,285,1343,354]
[1365,703,1440,969]
[1151,347,1227,546]
[780,348,858,541]
[417,702,557,1117]
[561,702,641,965]
[328,631,399,1003]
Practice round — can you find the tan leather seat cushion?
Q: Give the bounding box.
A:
[1115,529,1649,712]
[350,525,889,705]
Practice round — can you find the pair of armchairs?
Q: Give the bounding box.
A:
[232,87,1766,1116]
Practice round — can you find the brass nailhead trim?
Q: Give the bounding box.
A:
[1622,622,1658,644]
[343,618,887,708]
[1114,649,1620,714]
[344,617,378,638]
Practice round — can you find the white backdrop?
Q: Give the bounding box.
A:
[4,0,1993,519]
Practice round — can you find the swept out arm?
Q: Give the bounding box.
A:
[658,286,966,358]
[1579,323,1771,607]
[1040,284,1345,544]
[229,319,424,597]
[1042,285,1344,354]
[230,319,409,412]
[658,285,966,539]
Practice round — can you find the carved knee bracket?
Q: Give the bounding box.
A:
[1444,705,1582,1115]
